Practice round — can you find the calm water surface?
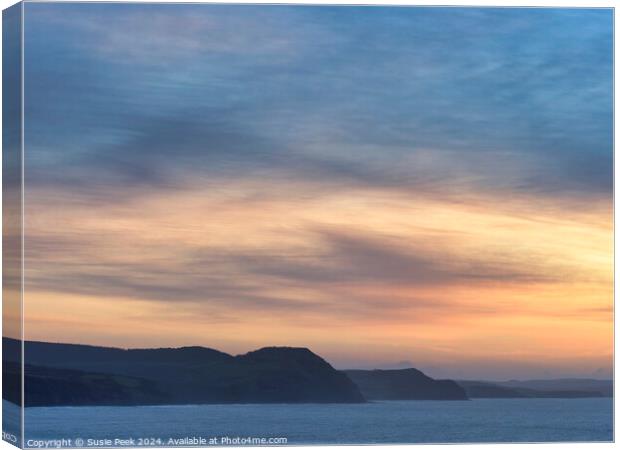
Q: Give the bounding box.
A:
[3,398,613,446]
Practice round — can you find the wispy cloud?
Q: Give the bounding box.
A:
[24,5,612,202]
[20,4,612,375]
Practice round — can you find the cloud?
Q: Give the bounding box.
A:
[237,228,556,286]
[18,5,613,373]
[22,223,568,326]
[22,5,612,206]
[25,4,330,63]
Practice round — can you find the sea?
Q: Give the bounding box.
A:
[3,398,613,447]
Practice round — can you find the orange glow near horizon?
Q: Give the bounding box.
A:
[18,176,613,380]
[13,4,613,384]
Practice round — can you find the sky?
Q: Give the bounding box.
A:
[12,4,613,380]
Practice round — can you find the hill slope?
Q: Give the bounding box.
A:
[344,368,468,400]
[458,379,611,398]
[4,362,167,406]
[497,379,612,397]
[3,338,364,406]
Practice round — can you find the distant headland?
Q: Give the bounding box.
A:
[2,338,611,407]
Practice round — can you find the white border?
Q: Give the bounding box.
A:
[0,2,615,450]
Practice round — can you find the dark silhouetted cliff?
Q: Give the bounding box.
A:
[457,379,610,398]
[344,368,468,400]
[3,338,364,406]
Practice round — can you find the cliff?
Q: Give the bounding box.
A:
[344,368,468,400]
[3,338,364,406]
[457,379,610,398]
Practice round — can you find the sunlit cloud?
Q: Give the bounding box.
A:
[19,4,613,379]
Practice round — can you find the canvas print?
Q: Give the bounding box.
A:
[2,2,614,447]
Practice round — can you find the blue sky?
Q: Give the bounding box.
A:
[24,5,612,198]
[19,4,613,378]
